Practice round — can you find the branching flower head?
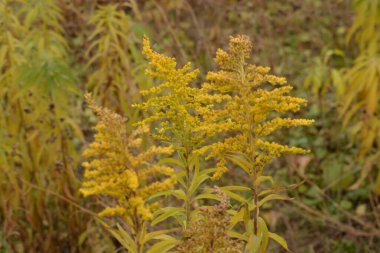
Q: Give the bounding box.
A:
[80,93,176,221]
[134,36,207,152]
[197,35,314,179]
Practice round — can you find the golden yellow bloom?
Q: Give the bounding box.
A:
[197,35,314,179]
[134,36,207,150]
[99,206,126,218]
[80,93,175,222]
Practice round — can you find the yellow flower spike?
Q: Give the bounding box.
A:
[228,34,253,59]
[198,35,314,179]
[99,206,126,218]
[80,94,175,224]
[135,37,208,150]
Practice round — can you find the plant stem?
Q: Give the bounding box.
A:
[185,153,192,227]
[133,209,142,253]
[252,173,259,235]
[239,61,260,235]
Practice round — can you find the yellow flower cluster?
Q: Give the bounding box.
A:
[197,35,314,179]
[133,37,207,151]
[80,94,176,221]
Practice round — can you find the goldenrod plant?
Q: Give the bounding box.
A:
[90,35,312,253]
[198,35,313,179]
[134,37,217,231]
[197,35,313,252]
[81,94,177,253]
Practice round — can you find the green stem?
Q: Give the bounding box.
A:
[239,57,260,235]
[184,153,192,228]
[133,207,143,253]
[252,173,259,235]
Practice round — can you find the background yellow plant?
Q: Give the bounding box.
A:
[86,3,150,120]
[0,0,87,251]
[305,0,380,194]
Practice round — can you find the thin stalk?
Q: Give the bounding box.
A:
[132,195,143,253]
[184,151,192,227]
[238,58,260,235]
[135,221,142,253]
[252,173,259,235]
[249,126,259,235]
[17,100,37,180]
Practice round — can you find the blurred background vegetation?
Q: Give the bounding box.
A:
[0,0,379,252]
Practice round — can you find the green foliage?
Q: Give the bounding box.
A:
[0,0,102,251]
[303,0,380,196]
[330,0,380,192]
[85,3,150,120]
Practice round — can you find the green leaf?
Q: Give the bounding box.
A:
[227,230,248,241]
[243,204,251,225]
[254,176,274,187]
[258,182,303,197]
[176,171,187,188]
[229,207,245,229]
[245,220,254,234]
[258,217,269,253]
[245,234,261,253]
[200,168,217,176]
[220,185,252,192]
[221,188,250,204]
[152,207,185,226]
[188,174,210,196]
[158,157,185,168]
[225,153,251,174]
[143,229,176,244]
[147,189,186,201]
[188,153,200,172]
[116,223,138,252]
[258,194,290,207]
[147,236,179,253]
[268,232,289,251]
[96,219,137,253]
[174,214,186,228]
[139,222,147,248]
[188,168,216,197]
[78,231,88,246]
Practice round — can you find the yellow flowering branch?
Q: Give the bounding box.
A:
[80,93,176,253]
[198,35,314,251]
[134,37,217,230]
